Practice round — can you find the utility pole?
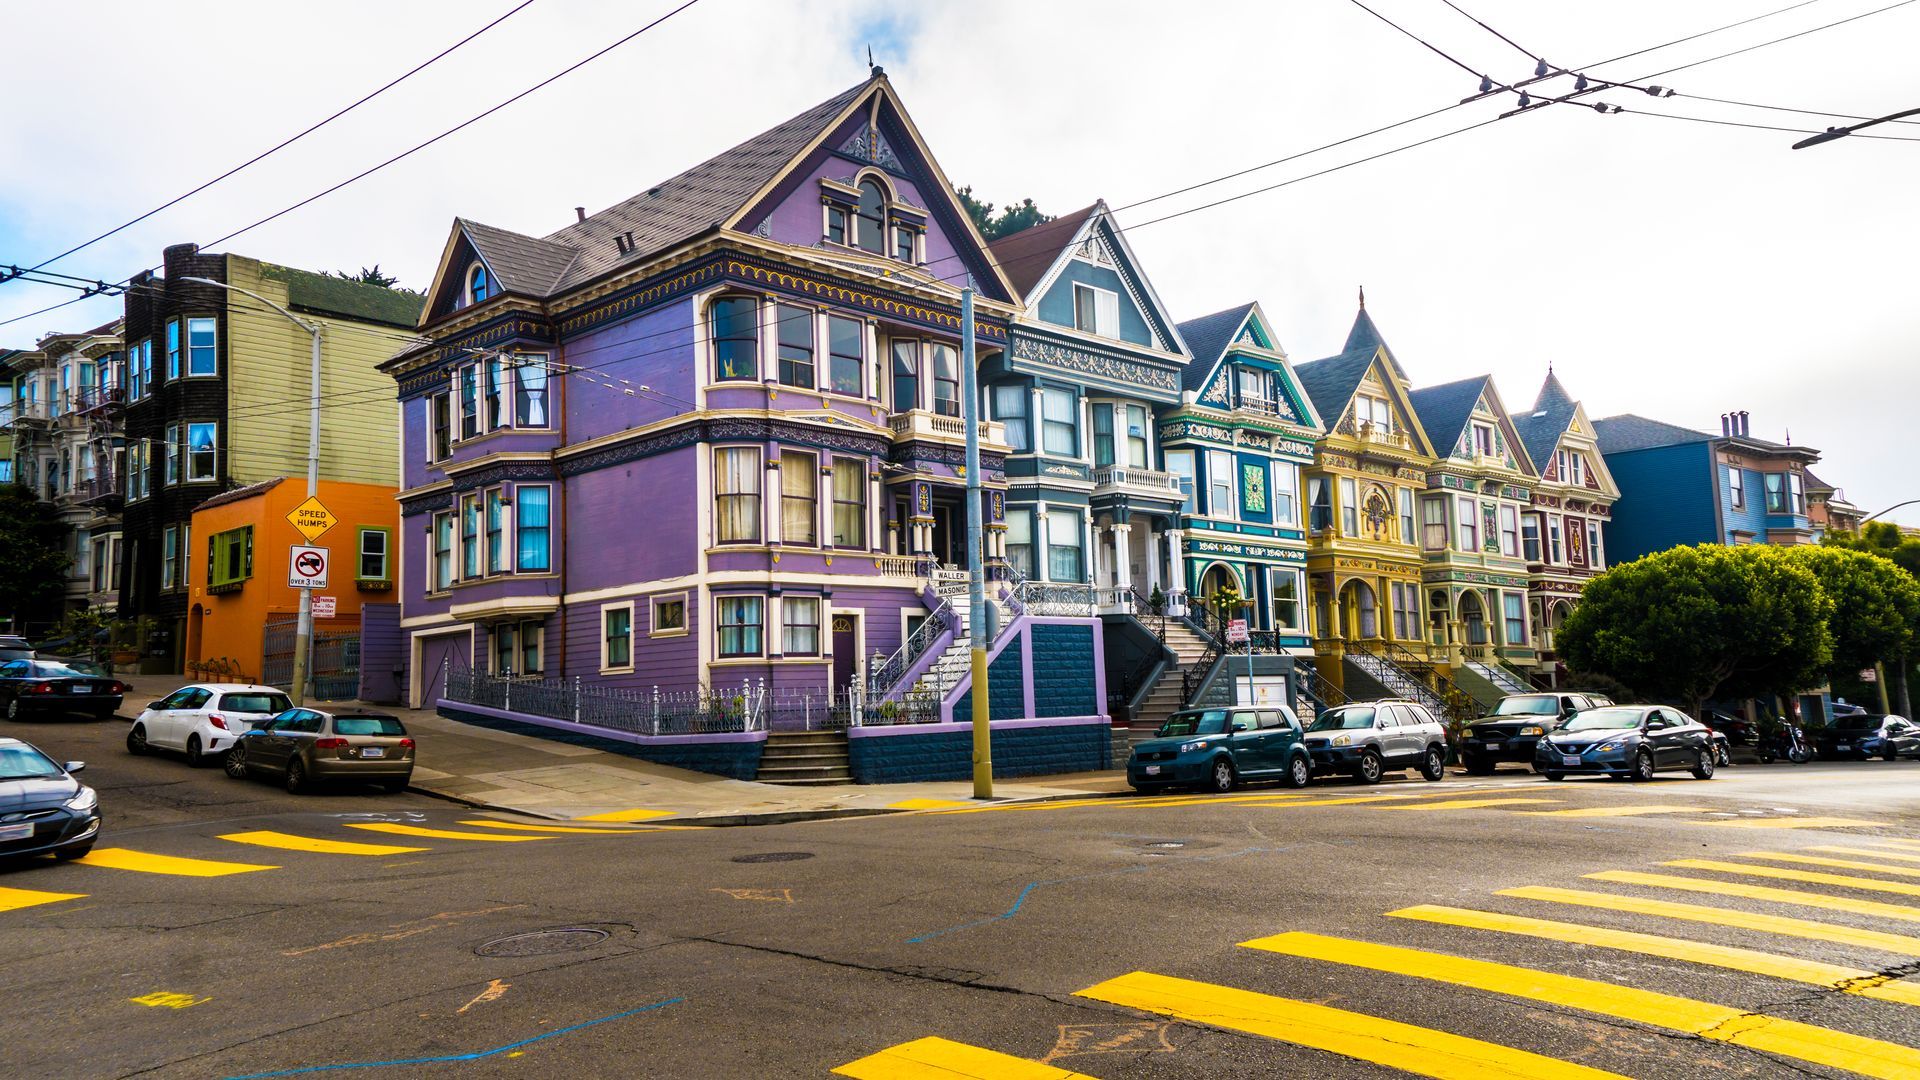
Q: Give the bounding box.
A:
[961,283,991,799]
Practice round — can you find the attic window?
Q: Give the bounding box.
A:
[856,178,887,254]
[466,263,492,306]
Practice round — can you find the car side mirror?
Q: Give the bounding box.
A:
[64,761,85,774]
[1231,722,1252,732]
[147,700,162,709]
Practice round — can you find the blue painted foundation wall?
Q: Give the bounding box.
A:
[438,705,765,779]
[1032,624,1098,716]
[848,721,1112,784]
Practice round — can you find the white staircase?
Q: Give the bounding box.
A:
[1346,650,1448,715]
[1467,659,1532,695]
[897,594,1016,703]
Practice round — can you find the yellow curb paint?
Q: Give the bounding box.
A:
[1240,931,1920,1079]
[1075,971,1623,1080]
[219,831,426,856]
[1587,869,1920,923]
[79,849,277,877]
[1513,805,1705,818]
[1371,797,1558,811]
[834,1036,1101,1079]
[456,820,654,834]
[575,809,675,822]
[1699,816,1879,830]
[1388,905,1920,1008]
[887,799,977,810]
[1664,858,1920,898]
[1740,851,1920,878]
[130,992,209,1009]
[345,824,544,843]
[0,885,87,913]
[1501,885,1920,956]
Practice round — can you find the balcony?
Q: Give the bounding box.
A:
[1091,464,1183,502]
[74,387,125,416]
[7,400,52,427]
[887,409,1007,449]
[80,471,122,507]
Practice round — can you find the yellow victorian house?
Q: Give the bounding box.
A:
[1292,300,1439,703]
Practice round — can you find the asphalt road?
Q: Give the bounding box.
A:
[7,712,1920,1079]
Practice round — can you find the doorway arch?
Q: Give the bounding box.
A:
[1459,590,1489,645]
[1339,579,1378,640]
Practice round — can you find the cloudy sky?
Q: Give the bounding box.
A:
[3,0,1916,522]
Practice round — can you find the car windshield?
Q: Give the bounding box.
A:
[1307,706,1376,731]
[30,663,92,679]
[334,715,406,737]
[1493,696,1559,716]
[0,648,33,662]
[1834,716,1879,731]
[1561,708,1645,731]
[222,693,291,714]
[0,744,64,779]
[1158,710,1230,737]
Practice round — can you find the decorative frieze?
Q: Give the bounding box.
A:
[1010,335,1179,394]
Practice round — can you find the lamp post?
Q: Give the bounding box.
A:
[182,277,323,705]
[1791,106,1920,149]
[961,282,991,799]
[1862,499,1920,524]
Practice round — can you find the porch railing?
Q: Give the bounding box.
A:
[1091,465,1182,495]
[1011,579,1096,617]
[867,599,954,698]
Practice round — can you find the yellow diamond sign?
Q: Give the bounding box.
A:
[286,496,337,542]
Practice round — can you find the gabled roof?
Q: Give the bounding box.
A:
[1513,370,1580,469]
[1408,376,1491,456]
[1292,347,1378,424]
[458,218,581,297]
[1592,414,1715,454]
[986,204,1098,300]
[1175,303,1259,392]
[193,477,285,512]
[1342,300,1407,380]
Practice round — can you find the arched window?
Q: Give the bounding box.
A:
[855,177,887,254]
[467,263,492,306]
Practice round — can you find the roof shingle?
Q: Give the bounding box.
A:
[1174,304,1256,392]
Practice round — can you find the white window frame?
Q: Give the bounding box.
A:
[1340,477,1359,537]
[1072,283,1120,337]
[1728,465,1745,509]
[161,526,178,590]
[186,316,218,377]
[1456,496,1478,552]
[1586,520,1604,570]
[1271,568,1303,631]
[600,601,635,673]
[650,592,689,638]
[1499,505,1520,558]
[186,422,217,483]
[164,423,180,486]
[1271,462,1297,526]
[781,594,821,657]
[1206,450,1236,520]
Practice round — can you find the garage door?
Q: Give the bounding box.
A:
[415,630,473,708]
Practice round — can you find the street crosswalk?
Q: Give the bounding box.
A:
[834,837,1920,1078]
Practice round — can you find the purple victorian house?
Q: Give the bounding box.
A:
[382,72,1110,782]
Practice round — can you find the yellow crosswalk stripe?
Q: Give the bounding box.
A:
[1741,851,1920,878]
[1241,931,1920,1079]
[1371,797,1558,811]
[833,1036,1099,1079]
[1388,905,1920,1008]
[0,885,87,912]
[345,823,545,842]
[1664,858,1920,898]
[1075,970,1624,1080]
[219,830,425,856]
[1588,869,1920,923]
[1818,845,1920,864]
[1513,805,1704,818]
[575,808,674,822]
[1501,885,1920,956]
[456,820,655,834]
[1699,816,1879,829]
[1869,838,1920,851]
[77,848,276,877]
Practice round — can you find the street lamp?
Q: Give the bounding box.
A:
[181,277,323,706]
[1862,499,1920,524]
[1791,106,1920,149]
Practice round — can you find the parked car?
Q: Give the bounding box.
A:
[0,660,126,720]
[1460,692,1612,775]
[1811,714,1920,761]
[1127,706,1311,794]
[1301,700,1448,783]
[0,636,34,663]
[1700,710,1756,746]
[1535,705,1717,781]
[126,684,294,767]
[224,708,415,793]
[0,737,99,861]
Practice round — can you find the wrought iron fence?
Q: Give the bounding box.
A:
[443,666,768,735]
[1011,580,1095,617]
[262,617,361,701]
[868,600,953,697]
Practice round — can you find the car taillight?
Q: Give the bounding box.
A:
[110,682,125,694]
[399,738,414,748]
[30,682,54,694]
[314,737,349,749]
[208,715,228,730]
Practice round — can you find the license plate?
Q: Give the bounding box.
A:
[70,685,90,694]
[1836,744,1851,752]
[1562,755,1581,766]
[361,747,385,759]
[0,822,34,841]
[1143,765,1160,775]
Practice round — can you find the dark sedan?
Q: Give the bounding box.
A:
[1535,705,1717,781]
[1813,714,1920,761]
[0,660,125,721]
[1460,692,1611,775]
[0,737,99,861]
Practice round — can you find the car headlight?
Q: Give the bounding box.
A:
[1519,726,1545,737]
[1178,740,1213,754]
[1330,735,1351,747]
[65,786,97,813]
[1595,743,1618,753]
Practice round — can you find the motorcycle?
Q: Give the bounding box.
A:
[1757,721,1812,764]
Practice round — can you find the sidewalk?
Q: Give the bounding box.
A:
[113,674,1131,823]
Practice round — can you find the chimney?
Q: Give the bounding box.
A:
[613,234,631,256]
[574,207,586,223]
[1738,410,1750,437]
[1720,413,1731,436]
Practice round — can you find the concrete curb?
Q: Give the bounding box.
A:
[409,781,1139,827]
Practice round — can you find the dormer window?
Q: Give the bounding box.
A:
[833,174,922,264]
[466,263,492,306]
[856,178,887,254]
[1473,423,1494,457]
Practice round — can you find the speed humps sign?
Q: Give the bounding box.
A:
[286,496,337,542]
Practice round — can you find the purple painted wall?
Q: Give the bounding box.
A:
[563,445,700,594]
[563,298,696,444]
[561,592,700,692]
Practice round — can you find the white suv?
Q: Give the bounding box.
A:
[128,684,294,767]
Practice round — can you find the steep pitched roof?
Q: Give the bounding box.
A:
[1408,376,1490,455]
[1175,304,1258,392]
[986,204,1098,301]
[1513,370,1580,469]
[1342,302,1407,380]
[1292,348,1378,424]
[458,218,580,297]
[1592,414,1714,454]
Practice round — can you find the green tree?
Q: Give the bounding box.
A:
[1558,544,1833,716]
[328,265,401,288]
[954,186,1054,241]
[0,484,71,629]
[1820,523,1920,714]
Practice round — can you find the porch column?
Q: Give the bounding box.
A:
[868,465,883,553]
[1166,528,1185,594]
[1144,525,1161,592]
[1111,523,1134,591]
[1089,524,1106,590]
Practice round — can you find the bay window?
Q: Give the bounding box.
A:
[1166,449,1195,513]
[1503,593,1527,646]
[993,385,1029,450]
[430,392,451,461]
[166,320,181,380]
[1728,466,1745,509]
[1006,508,1035,580]
[458,365,479,438]
[1523,513,1541,561]
[780,450,817,546]
[515,485,551,572]
[1764,472,1786,512]
[831,458,865,547]
[433,512,454,590]
[162,527,179,590]
[1271,571,1300,630]
[1308,476,1330,532]
[1421,497,1447,551]
[485,356,506,429]
[776,304,814,388]
[1039,387,1077,456]
[1046,510,1084,582]
[714,447,761,543]
[890,340,920,412]
[1548,516,1564,563]
[1587,520,1603,569]
[187,422,217,482]
[187,317,217,376]
[164,424,180,485]
[461,493,481,578]
[930,343,958,417]
[828,315,863,396]
[713,297,758,381]
[782,596,820,655]
[1787,472,1804,514]
[1392,582,1417,641]
[1123,405,1149,468]
[486,489,508,574]
[513,359,548,427]
[717,595,764,658]
[1092,404,1114,466]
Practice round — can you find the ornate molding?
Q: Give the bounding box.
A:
[452,461,558,494]
[841,125,902,172]
[399,489,453,519]
[1009,334,1178,394]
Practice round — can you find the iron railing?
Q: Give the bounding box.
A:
[444,667,770,734]
[1012,579,1096,617]
[868,599,954,698]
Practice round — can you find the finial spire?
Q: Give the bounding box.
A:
[1358,284,1365,310]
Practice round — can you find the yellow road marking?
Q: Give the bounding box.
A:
[457,978,511,1014]
[1371,797,1558,811]
[1869,838,1920,851]
[1742,851,1920,878]
[1665,858,1920,898]
[575,808,674,822]
[345,823,545,842]
[78,848,276,877]
[1388,905,1920,1008]
[1075,970,1623,1080]
[834,1035,1101,1079]
[0,885,87,912]
[129,992,208,1009]
[1501,885,1920,956]
[1819,845,1920,864]
[931,787,1480,816]
[1513,805,1705,818]
[888,799,976,810]
[1700,816,1879,830]
[1241,931,1920,1079]
[219,830,425,856]
[1588,869,1920,923]
[456,820,653,834]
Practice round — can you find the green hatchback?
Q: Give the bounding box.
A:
[1127,706,1312,793]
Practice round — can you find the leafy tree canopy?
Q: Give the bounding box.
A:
[954,186,1054,241]
[0,484,71,623]
[1823,521,1920,579]
[1558,544,1832,713]
[1785,545,1920,676]
[328,265,402,289]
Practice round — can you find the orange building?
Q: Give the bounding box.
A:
[185,478,398,685]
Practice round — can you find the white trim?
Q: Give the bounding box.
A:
[408,625,474,709]
[649,592,689,638]
[599,600,635,674]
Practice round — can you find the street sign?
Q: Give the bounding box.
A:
[311,596,337,619]
[286,496,338,542]
[1226,618,1249,644]
[289,545,330,589]
[1861,668,1879,683]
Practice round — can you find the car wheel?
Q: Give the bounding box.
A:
[54,842,93,861]
[1206,756,1236,794]
[1690,748,1715,779]
[1632,749,1657,782]
[223,743,249,780]
[185,734,205,768]
[1354,750,1384,785]
[126,723,148,755]
[1715,743,1731,767]
[1885,746,1900,762]
[1464,756,1495,776]
[1283,754,1311,789]
[1543,771,1564,781]
[378,778,409,795]
[1419,746,1446,782]
[285,758,309,794]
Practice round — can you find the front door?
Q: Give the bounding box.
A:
[931,505,954,567]
[831,615,858,692]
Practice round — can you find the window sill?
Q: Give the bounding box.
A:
[646,629,688,639]
[356,578,394,592]
[599,665,634,676]
[207,580,247,595]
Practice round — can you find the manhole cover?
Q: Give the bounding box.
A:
[474,928,610,957]
[731,851,815,863]
[1145,841,1186,849]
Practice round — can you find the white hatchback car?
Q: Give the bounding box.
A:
[127,684,294,767]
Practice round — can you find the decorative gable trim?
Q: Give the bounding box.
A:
[1020,202,1187,359]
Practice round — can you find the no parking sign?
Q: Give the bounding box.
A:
[289,545,330,589]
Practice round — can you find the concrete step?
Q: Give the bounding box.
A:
[758,764,852,780]
[759,774,855,786]
[760,752,851,765]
